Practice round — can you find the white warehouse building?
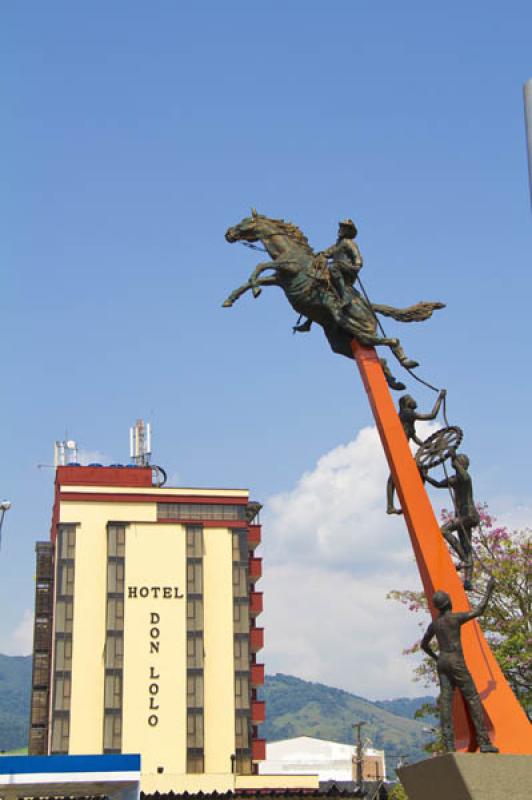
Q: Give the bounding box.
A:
[259,736,386,783]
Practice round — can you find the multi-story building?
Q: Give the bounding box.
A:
[27,464,304,794]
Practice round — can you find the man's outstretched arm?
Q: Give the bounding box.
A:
[459,577,496,624]
[416,389,446,421]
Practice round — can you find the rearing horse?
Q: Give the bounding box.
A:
[224,211,444,390]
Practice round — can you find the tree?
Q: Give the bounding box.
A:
[388,505,532,723]
[387,782,409,800]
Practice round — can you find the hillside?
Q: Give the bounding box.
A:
[0,656,434,768]
[0,655,32,752]
[262,674,433,768]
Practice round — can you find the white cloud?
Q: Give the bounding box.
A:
[261,424,439,699]
[1,609,33,656]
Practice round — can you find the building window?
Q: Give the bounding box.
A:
[187,748,204,774]
[33,652,50,686]
[103,524,126,754]
[105,633,123,669]
[235,711,250,748]
[104,672,122,710]
[234,598,250,634]
[53,675,71,711]
[233,564,248,598]
[235,673,250,710]
[108,525,125,558]
[187,671,204,709]
[54,638,72,672]
[103,713,122,753]
[55,599,74,634]
[187,560,203,594]
[58,527,76,560]
[187,709,204,748]
[186,526,203,557]
[186,525,204,773]
[107,597,124,632]
[50,525,76,755]
[51,713,70,754]
[31,689,49,726]
[187,632,204,669]
[158,503,247,521]
[234,636,249,671]
[186,597,203,632]
[107,560,125,594]
[57,563,75,597]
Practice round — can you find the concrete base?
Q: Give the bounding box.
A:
[397,753,532,800]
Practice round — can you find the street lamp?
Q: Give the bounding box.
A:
[0,501,11,548]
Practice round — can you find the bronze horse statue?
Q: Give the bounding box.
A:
[224,211,444,390]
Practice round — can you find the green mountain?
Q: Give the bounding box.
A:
[0,655,32,752]
[262,674,433,769]
[0,656,434,769]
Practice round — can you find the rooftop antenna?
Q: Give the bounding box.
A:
[129,419,152,466]
[54,439,78,466]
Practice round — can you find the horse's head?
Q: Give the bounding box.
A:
[225,208,268,244]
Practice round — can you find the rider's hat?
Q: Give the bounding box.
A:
[338,218,357,237]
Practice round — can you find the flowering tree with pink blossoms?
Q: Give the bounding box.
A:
[388,505,531,724]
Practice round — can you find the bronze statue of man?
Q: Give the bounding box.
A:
[421,579,499,753]
[423,453,479,589]
[387,390,446,514]
[294,219,362,333]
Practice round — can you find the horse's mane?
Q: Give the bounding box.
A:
[259,214,314,254]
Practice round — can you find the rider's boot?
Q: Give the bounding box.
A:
[293,318,313,333]
[392,342,419,370]
[380,359,406,391]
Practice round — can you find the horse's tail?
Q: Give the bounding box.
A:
[371,301,445,322]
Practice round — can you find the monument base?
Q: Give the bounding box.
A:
[397,753,532,800]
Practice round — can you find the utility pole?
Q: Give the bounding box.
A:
[352,721,366,791]
[524,79,532,208]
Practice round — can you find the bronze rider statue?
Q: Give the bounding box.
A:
[294,219,362,333]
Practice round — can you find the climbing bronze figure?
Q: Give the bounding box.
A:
[386,390,446,514]
[422,452,480,590]
[421,579,499,754]
[224,211,445,391]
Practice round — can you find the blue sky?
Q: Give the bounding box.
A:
[1,2,531,696]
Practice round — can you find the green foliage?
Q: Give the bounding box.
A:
[388,506,532,737]
[0,654,32,751]
[262,673,432,770]
[387,782,409,800]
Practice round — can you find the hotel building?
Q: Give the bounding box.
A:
[27,464,310,794]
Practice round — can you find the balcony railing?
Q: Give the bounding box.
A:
[251,700,266,724]
[251,663,265,686]
[250,627,264,652]
[251,738,266,761]
[248,557,262,581]
[250,591,263,616]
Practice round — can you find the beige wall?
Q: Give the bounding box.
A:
[122,522,187,777]
[203,527,235,776]
[64,501,156,754]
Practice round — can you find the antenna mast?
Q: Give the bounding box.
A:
[129,419,152,466]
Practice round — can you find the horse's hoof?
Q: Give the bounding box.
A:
[222,300,233,308]
[388,379,406,391]
[402,359,419,370]
[252,288,262,299]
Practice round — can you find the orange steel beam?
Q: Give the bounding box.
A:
[351,340,532,753]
